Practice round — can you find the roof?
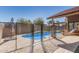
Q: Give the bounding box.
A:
[48,6,79,19]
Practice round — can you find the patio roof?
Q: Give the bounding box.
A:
[48,7,79,19]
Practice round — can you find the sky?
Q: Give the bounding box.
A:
[0,6,74,23]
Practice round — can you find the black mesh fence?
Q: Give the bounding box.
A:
[0,20,67,53]
[0,21,53,53]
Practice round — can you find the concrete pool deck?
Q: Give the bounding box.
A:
[0,35,79,53]
[54,36,79,53]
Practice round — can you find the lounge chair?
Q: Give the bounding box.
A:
[63,29,79,36]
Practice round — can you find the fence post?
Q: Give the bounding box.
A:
[15,22,17,50]
[41,24,46,53]
[31,24,34,53]
[11,18,14,39]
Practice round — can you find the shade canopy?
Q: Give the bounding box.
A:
[48,7,79,19]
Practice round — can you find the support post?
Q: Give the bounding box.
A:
[51,19,56,38]
[68,21,70,31]
[65,17,69,32]
[73,21,75,29]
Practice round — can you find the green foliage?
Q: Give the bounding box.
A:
[16,18,32,24]
[45,26,51,31]
[48,20,52,24]
[27,20,32,24]
[33,17,44,25]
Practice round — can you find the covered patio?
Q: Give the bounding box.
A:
[47,6,79,53]
[48,7,79,37]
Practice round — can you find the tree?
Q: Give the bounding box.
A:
[17,18,27,24]
[11,17,14,23]
[33,17,44,25]
[17,18,32,24]
[47,20,53,25]
[33,17,46,52]
[27,20,32,24]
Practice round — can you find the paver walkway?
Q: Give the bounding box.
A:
[54,36,79,53]
[0,36,79,53]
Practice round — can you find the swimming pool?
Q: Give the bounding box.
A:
[22,32,61,40]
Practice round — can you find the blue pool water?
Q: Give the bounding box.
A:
[22,32,61,40]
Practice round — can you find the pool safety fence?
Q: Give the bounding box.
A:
[0,21,52,53]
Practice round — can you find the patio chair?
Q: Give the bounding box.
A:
[64,29,79,36]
